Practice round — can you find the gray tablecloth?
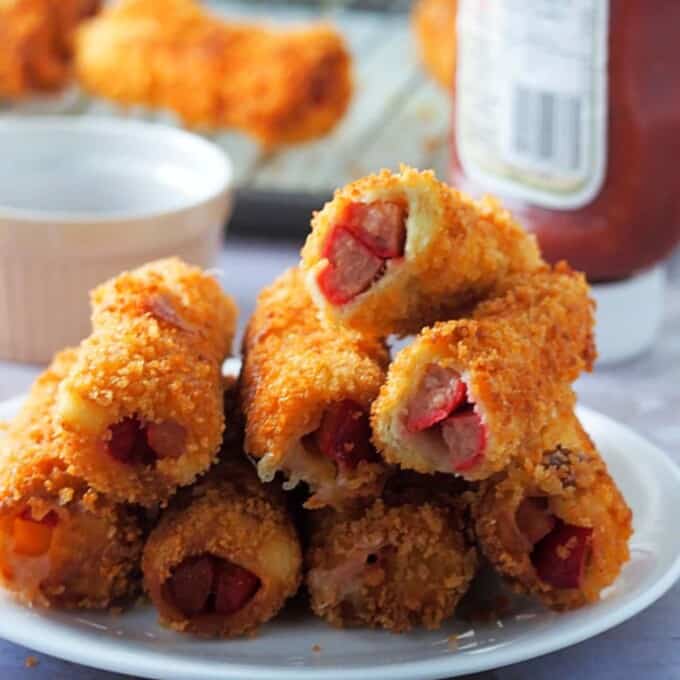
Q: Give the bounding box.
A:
[1,236,679,680]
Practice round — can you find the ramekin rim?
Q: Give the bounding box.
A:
[0,116,234,224]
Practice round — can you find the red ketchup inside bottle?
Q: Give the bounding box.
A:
[450,0,680,360]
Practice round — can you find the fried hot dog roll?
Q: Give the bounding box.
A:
[412,0,457,90]
[143,459,302,637]
[241,268,389,509]
[306,498,477,632]
[474,412,632,610]
[0,0,100,98]
[75,0,352,147]
[0,350,143,609]
[300,165,542,337]
[55,258,238,506]
[372,263,595,480]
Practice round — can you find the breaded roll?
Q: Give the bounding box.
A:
[75,0,352,147]
[0,350,143,609]
[300,165,542,337]
[474,412,632,610]
[143,459,302,637]
[412,0,456,90]
[55,258,238,506]
[371,264,596,480]
[306,498,477,632]
[241,268,389,509]
[0,0,99,98]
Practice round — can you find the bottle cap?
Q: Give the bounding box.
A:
[591,265,665,365]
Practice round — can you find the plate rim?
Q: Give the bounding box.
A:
[0,397,679,680]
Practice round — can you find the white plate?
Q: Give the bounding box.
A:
[0,396,679,680]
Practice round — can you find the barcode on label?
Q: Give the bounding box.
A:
[509,85,583,174]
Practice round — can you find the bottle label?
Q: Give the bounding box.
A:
[455,0,609,209]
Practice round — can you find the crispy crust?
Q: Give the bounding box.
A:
[371,263,596,480]
[74,0,352,147]
[241,268,389,509]
[55,258,238,506]
[0,0,99,97]
[306,499,478,632]
[142,458,302,637]
[412,0,456,89]
[0,349,143,609]
[300,165,542,337]
[473,411,632,610]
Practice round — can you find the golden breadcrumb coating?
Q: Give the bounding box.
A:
[55,258,238,506]
[241,268,389,509]
[306,498,477,632]
[301,165,543,337]
[0,0,99,97]
[474,411,632,610]
[412,0,456,90]
[371,263,595,481]
[0,349,143,609]
[143,458,302,637]
[74,0,352,147]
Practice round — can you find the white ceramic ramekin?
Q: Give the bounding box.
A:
[0,117,233,363]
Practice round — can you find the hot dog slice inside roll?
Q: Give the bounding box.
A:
[301,165,542,337]
[306,498,477,632]
[0,350,143,609]
[142,459,302,637]
[474,412,632,610]
[55,258,238,506]
[241,267,389,509]
[371,264,595,480]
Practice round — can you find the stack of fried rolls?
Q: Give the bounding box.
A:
[242,165,630,628]
[0,165,632,638]
[0,260,239,612]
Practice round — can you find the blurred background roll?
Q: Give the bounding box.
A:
[0,0,100,98]
[75,0,353,147]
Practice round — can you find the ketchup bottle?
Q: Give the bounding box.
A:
[450,0,680,362]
